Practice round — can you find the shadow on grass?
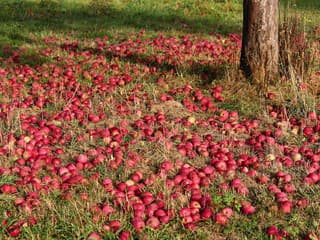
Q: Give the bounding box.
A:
[0,0,242,73]
[0,0,242,47]
[112,51,228,86]
[78,42,230,86]
[0,34,230,86]
[0,48,49,67]
[282,0,320,10]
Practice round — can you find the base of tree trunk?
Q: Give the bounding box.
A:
[240,0,279,90]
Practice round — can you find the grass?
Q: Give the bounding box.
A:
[0,0,318,49]
[0,0,319,239]
[0,0,243,49]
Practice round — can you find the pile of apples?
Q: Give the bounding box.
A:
[0,32,318,239]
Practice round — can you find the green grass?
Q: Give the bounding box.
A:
[0,0,319,50]
[0,0,318,71]
[0,1,319,239]
[0,0,243,48]
[0,0,318,47]
[281,0,320,32]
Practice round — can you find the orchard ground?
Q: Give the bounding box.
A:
[0,0,319,239]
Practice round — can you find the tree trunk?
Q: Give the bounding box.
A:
[240,0,279,89]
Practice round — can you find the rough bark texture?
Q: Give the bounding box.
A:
[240,0,279,88]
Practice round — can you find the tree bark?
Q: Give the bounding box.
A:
[240,0,279,88]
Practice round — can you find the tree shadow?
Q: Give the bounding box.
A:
[281,0,320,10]
[83,40,232,87]
[0,1,242,81]
[0,0,242,47]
